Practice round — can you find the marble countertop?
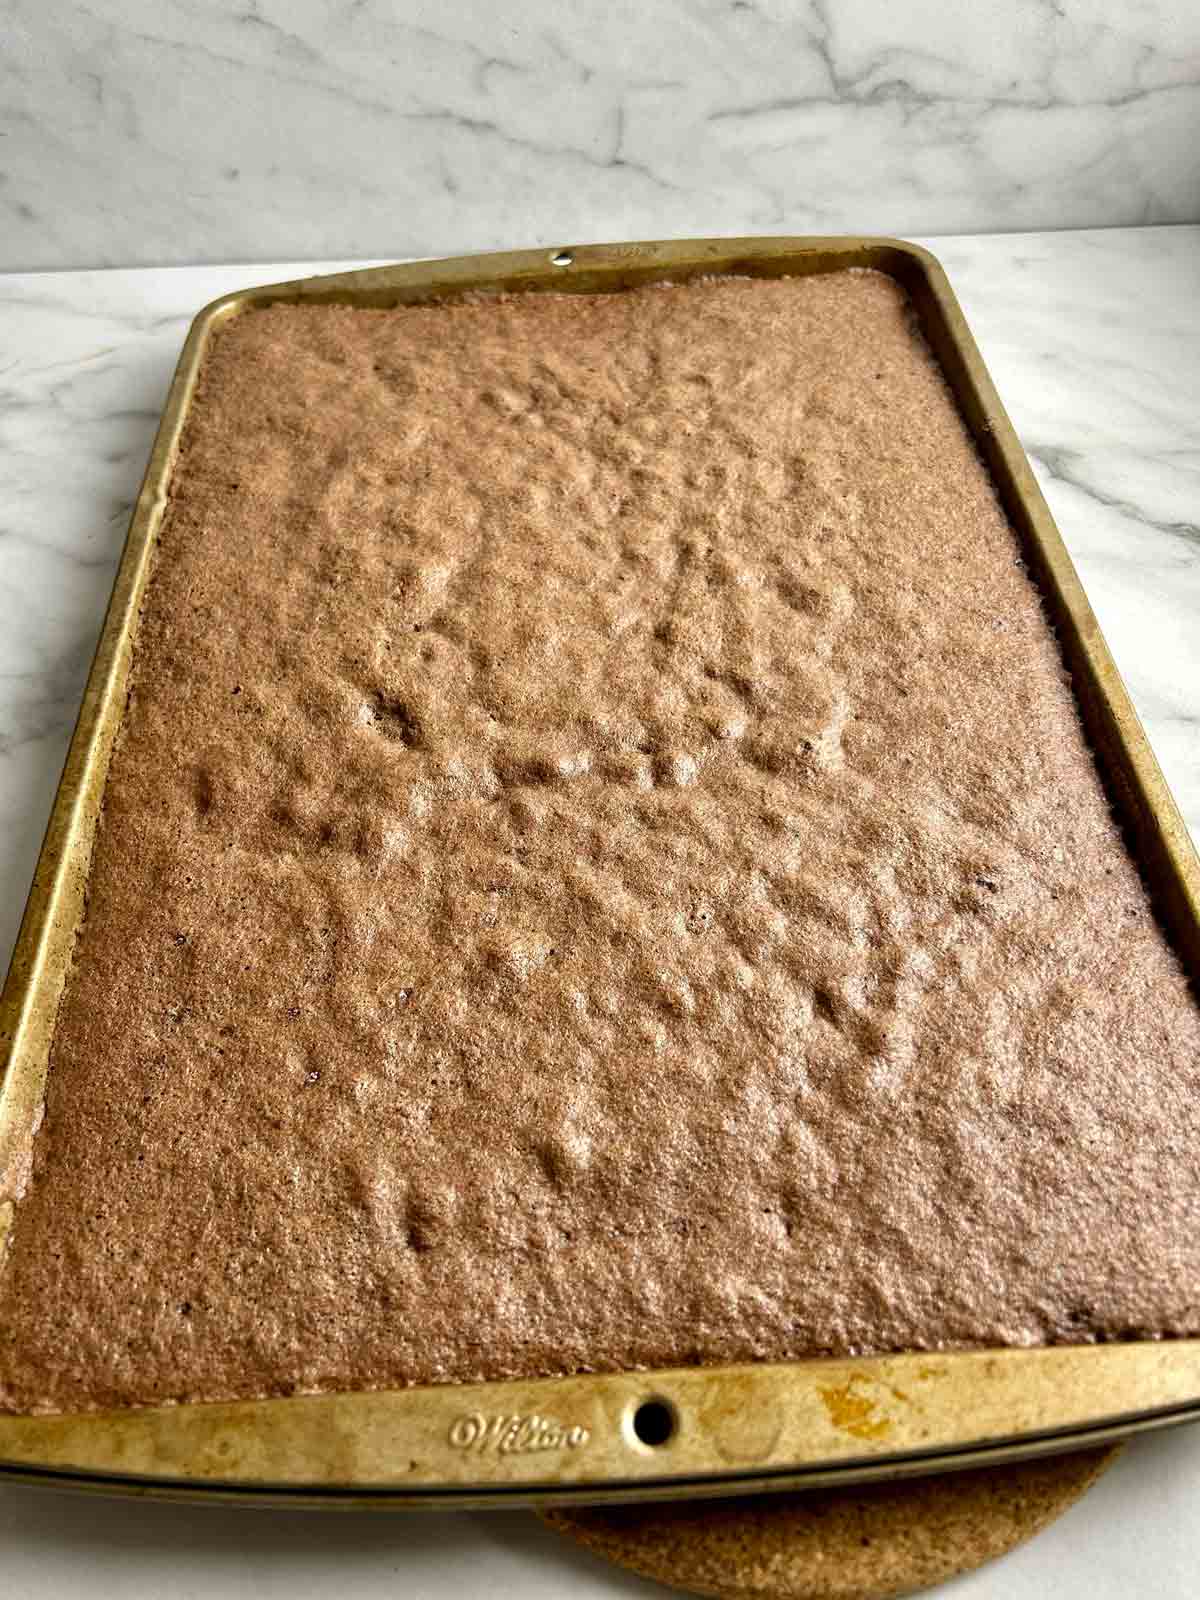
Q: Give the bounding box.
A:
[0,225,1197,1598]
[6,1,1200,270]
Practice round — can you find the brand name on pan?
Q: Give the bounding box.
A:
[448,1411,591,1454]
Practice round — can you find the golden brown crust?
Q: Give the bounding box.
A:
[1,272,1198,1412]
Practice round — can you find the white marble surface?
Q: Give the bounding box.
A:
[4,1,1200,271]
[0,226,1198,1595]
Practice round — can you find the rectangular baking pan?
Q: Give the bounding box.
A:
[1,237,1199,1509]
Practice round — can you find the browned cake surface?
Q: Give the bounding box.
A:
[1,271,1198,1414]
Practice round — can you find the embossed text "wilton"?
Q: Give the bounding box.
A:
[448,1412,590,1454]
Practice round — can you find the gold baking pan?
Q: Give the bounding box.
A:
[1,237,1198,1509]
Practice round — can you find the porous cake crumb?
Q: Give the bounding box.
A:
[1,271,1197,1412]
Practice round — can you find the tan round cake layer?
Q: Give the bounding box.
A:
[542,1446,1120,1600]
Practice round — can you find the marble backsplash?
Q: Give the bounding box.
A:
[3,0,1198,271]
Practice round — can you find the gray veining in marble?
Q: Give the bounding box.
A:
[3,1,1199,271]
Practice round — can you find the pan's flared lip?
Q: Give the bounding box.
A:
[1,238,1197,1507]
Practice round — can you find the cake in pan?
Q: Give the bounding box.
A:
[1,270,1197,1414]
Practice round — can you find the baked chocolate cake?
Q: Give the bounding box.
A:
[1,270,1197,1413]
